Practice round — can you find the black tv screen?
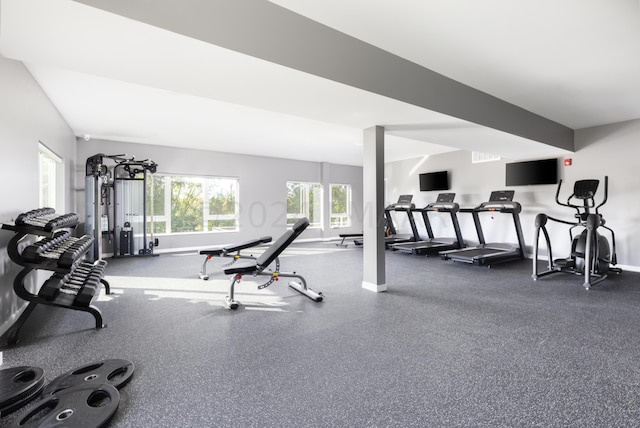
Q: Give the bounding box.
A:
[506,158,558,186]
[419,171,449,191]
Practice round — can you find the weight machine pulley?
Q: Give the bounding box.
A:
[85,153,158,261]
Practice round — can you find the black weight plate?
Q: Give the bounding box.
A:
[0,366,45,409]
[42,359,134,395]
[0,380,44,416]
[13,383,120,428]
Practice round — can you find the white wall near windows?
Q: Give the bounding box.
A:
[385,122,640,270]
[0,57,76,337]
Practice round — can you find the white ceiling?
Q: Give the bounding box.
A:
[272,0,640,130]
[1,0,639,165]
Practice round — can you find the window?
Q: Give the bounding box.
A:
[330,184,351,228]
[472,151,501,163]
[148,175,168,234]
[205,177,238,231]
[39,142,63,212]
[286,181,322,227]
[147,174,239,234]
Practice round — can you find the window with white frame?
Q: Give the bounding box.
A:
[146,174,239,234]
[39,143,63,212]
[286,181,322,227]
[472,151,501,163]
[330,183,351,228]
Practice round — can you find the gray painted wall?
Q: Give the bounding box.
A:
[0,57,77,336]
[385,120,640,270]
[76,139,364,253]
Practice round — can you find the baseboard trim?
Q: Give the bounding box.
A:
[362,281,387,292]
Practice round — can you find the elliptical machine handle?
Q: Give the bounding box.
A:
[595,176,609,213]
[554,179,571,208]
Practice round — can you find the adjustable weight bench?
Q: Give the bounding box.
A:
[198,236,272,280]
[222,217,323,309]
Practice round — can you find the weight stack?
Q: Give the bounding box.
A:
[120,229,132,256]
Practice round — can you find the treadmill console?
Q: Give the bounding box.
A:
[428,193,458,211]
[389,194,415,210]
[482,190,520,212]
[436,193,455,203]
[489,190,514,202]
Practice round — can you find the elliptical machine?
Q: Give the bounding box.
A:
[532,176,620,289]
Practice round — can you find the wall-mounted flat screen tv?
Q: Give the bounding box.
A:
[505,158,558,186]
[419,171,449,191]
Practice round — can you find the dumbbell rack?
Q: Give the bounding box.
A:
[1,208,110,347]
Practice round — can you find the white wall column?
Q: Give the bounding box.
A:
[362,126,386,292]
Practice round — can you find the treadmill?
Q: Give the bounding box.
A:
[384,194,419,248]
[439,190,526,266]
[391,193,465,255]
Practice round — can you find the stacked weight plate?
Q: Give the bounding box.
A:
[42,358,134,395]
[3,359,134,428]
[14,384,121,428]
[0,366,45,416]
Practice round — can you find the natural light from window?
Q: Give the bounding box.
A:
[330,183,351,228]
[286,181,322,227]
[39,142,63,212]
[147,174,239,234]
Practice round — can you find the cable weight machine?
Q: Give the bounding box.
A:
[85,153,158,261]
[531,176,621,289]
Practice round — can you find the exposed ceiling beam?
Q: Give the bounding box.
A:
[73,0,574,152]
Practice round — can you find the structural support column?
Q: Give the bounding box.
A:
[362,126,386,292]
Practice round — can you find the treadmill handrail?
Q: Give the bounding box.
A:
[468,201,522,213]
[417,202,460,212]
[390,203,415,210]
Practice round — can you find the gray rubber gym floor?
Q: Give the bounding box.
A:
[2,242,640,427]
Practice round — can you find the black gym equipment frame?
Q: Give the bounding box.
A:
[335,233,363,247]
[1,208,110,347]
[531,176,620,290]
[439,190,526,267]
[391,193,465,255]
[198,236,273,280]
[85,153,158,261]
[384,194,420,248]
[221,218,322,309]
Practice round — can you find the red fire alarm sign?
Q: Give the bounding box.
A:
[564,158,572,166]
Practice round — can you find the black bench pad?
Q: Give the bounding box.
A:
[223,218,309,276]
[199,236,272,256]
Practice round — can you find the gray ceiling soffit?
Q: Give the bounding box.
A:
[72,0,574,153]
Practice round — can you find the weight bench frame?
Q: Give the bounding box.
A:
[336,233,363,247]
[198,236,272,280]
[222,218,323,309]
